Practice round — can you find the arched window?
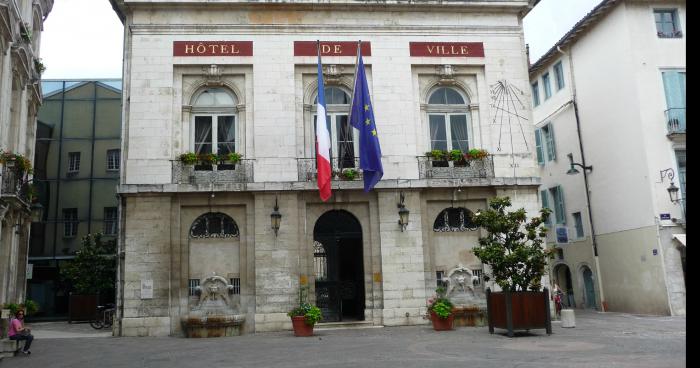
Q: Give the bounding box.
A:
[433,207,478,232]
[427,87,471,154]
[191,88,238,157]
[190,212,240,238]
[313,86,357,169]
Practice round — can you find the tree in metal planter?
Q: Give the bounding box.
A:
[471,196,555,336]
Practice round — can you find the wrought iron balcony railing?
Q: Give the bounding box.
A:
[417,156,494,179]
[1,164,30,204]
[172,159,254,184]
[665,108,686,135]
[297,157,363,182]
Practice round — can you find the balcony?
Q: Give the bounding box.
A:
[172,160,254,184]
[1,164,30,205]
[297,157,363,182]
[665,108,686,135]
[417,156,494,179]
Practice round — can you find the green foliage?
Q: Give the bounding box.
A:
[178,152,198,165]
[34,59,46,75]
[449,149,464,162]
[288,285,323,326]
[2,300,39,316]
[60,233,117,295]
[470,197,554,292]
[427,149,446,160]
[0,150,33,174]
[427,287,454,319]
[465,148,489,160]
[226,152,242,164]
[198,153,219,165]
[341,168,358,180]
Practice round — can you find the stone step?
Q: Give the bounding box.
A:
[0,339,20,359]
[315,321,383,331]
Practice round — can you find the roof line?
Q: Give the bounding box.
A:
[529,0,619,74]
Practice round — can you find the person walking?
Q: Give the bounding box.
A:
[7,309,33,355]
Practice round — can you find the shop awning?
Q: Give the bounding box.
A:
[672,234,686,247]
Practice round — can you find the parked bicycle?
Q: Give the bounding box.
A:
[90,303,115,330]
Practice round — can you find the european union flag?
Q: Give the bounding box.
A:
[349,52,383,192]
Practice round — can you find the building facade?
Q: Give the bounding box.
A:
[110,0,544,337]
[530,0,685,315]
[26,80,122,319]
[0,0,52,313]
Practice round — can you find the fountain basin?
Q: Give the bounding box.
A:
[181,314,245,338]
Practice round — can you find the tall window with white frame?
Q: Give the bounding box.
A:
[427,87,471,166]
[531,81,540,107]
[63,208,78,238]
[104,207,118,235]
[535,123,556,165]
[68,152,80,175]
[554,61,565,91]
[549,186,566,225]
[572,212,584,239]
[662,70,686,134]
[654,9,682,38]
[542,72,552,100]
[107,149,120,171]
[313,86,357,169]
[191,88,237,170]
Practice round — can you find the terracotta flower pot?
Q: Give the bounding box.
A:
[430,311,455,331]
[291,316,314,337]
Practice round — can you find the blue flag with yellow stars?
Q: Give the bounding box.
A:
[349,52,383,192]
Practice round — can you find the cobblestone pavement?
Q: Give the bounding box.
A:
[3,310,685,368]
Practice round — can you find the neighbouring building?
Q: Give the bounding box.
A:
[109,0,545,337]
[0,0,52,317]
[26,80,122,319]
[529,0,685,315]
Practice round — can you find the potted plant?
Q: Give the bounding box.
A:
[470,196,555,337]
[448,149,468,167]
[340,168,358,181]
[287,286,322,337]
[464,148,489,161]
[426,287,455,331]
[426,149,449,168]
[178,152,198,165]
[226,152,242,165]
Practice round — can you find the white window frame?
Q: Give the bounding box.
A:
[542,72,552,100]
[554,61,565,91]
[426,87,472,160]
[312,86,359,170]
[572,211,585,239]
[104,207,118,235]
[535,123,556,165]
[63,208,78,238]
[189,88,239,163]
[107,149,120,171]
[654,9,682,38]
[531,81,540,107]
[68,152,80,173]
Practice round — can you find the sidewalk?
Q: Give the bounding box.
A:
[3,310,685,368]
[26,321,112,339]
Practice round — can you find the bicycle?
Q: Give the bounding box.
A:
[90,303,115,330]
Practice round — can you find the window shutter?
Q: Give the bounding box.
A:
[541,189,551,224]
[545,124,557,161]
[535,129,544,165]
[555,185,566,224]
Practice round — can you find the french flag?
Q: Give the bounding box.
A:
[316,43,332,201]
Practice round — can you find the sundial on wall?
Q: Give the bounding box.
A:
[489,80,529,153]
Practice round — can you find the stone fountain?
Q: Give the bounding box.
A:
[443,264,487,327]
[181,274,245,337]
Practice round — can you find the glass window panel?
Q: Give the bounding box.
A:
[336,115,355,168]
[195,88,235,106]
[194,116,212,154]
[429,115,447,150]
[217,116,235,154]
[450,115,469,152]
[445,88,465,104]
[208,214,222,235]
[429,88,447,104]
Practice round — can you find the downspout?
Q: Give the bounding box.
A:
[557,45,606,311]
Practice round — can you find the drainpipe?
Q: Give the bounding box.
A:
[557,45,606,312]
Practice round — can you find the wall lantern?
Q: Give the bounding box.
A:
[30,202,44,223]
[667,182,680,203]
[397,192,409,232]
[659,168,682,204]
[566,153,593,175]
[270,197,282,237]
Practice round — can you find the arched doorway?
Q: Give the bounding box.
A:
[313,210,365,322]
[553,264,575,308]
[581,266,596,309]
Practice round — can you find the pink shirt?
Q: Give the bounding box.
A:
[7,318,22,337]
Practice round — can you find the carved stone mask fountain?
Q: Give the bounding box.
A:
[181,273,245,337]
[442,264,487,327]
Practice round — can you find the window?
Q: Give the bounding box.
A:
[107,149,120,171]
[229,278,241,295]
[535,123,556,165]
[554,62,565,90]
[191,88,237,166]
[540,190,552,225]
[433,207,478,232]
[427,87,471,158]
[472,269,483,287]
[542,73,552,99]
[573,212,584,238]
[104,207,118,235]
[531,81,540,107]
[654,9,682,38]
[436,271,447,288]
[189,212,239,238]
[313,241,327,281]
[68,152,80,173]
[676,150,686,202]
[188,279,200,296]
[549,186,566,224]
[662,71,686,133]
[314,86,357,169]
[63,208,78,238]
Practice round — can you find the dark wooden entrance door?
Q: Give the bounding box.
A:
[314,210,364,322]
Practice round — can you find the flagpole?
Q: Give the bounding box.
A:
[348,40,361,124]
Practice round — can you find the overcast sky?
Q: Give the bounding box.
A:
[39,0,602,79]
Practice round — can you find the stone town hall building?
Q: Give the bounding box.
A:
[110,0,542,336]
